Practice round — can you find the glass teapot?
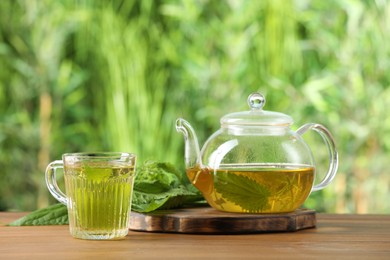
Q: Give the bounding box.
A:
[176,92,338,213]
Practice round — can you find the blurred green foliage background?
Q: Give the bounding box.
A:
[1,0,389,213]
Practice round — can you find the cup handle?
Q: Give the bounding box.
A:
[296,123,339,192]
[45,160,68,205]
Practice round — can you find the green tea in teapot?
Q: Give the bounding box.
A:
[186,164,314,213]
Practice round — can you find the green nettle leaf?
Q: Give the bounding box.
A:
[8,203,68,226]
[132,161,204,213]
[214,172,271,213]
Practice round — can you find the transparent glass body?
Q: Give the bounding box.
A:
[202,126,314,169]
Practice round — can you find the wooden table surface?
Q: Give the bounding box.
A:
[1,212,389,259]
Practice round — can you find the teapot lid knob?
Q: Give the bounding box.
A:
[248,93,265,110]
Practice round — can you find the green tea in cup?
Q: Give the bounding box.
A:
[45,152,136,240]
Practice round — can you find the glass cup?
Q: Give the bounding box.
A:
[45,152,137,240]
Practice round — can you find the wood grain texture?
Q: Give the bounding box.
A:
[129,207,316,233]
[1,212,390,259]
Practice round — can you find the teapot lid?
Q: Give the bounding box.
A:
[221,93,293,127]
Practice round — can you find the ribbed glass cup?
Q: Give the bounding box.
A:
[46,152,136,240]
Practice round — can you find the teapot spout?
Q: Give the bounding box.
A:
[175,118,201,169]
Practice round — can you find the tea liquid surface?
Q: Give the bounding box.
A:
[186,164,315,213]
[64,161,135,239]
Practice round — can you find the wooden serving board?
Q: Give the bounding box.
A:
[129,207,316,234]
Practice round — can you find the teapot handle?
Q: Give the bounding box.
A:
[297,123,339,192]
